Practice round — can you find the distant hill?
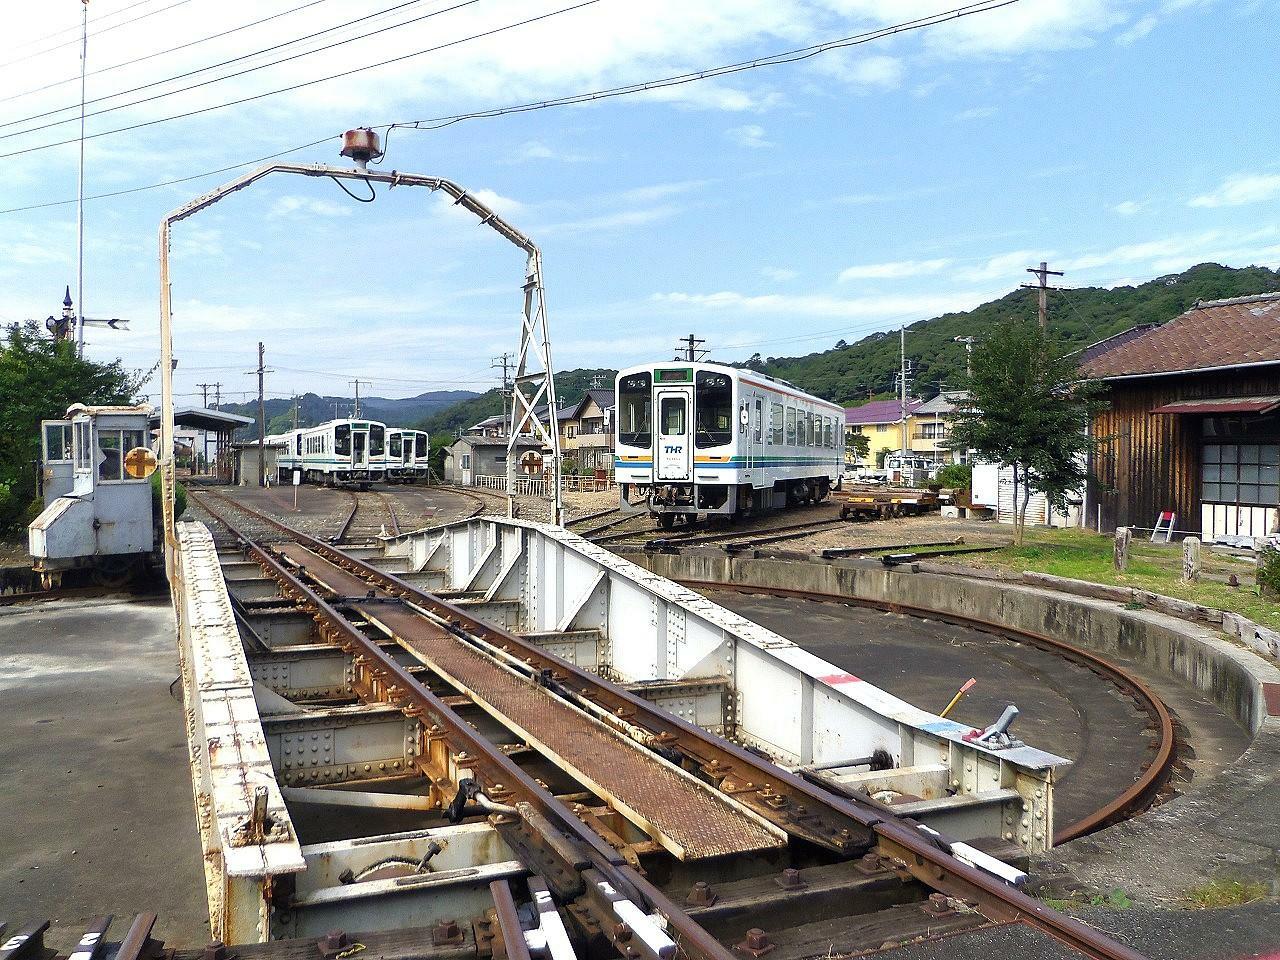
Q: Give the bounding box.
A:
[220,389,478,439]
[418,368,617,436]
[743,263,1280,405]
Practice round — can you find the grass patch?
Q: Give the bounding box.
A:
[1185,878,1270,908]
[951,526,1279,629]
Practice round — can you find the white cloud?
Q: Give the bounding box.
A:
[1111,200,1143,216]
[541,205,680,234]
[761,267,798,282]
[1115,14,1158,44]
[814,52,904,90]
[507,140,597,163]
[958,249,1048,283]
[952,105,997,122]
[651,288,997,319]
[268,195,355,219]
[1189,172,1280,208]
[727,124,772,148]
[838,258,951,282]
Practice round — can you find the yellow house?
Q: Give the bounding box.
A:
[907,390,969,465]
[843,398,921,465]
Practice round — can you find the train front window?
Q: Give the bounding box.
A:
[369,425,385,456]
[389,434,402,459]
[660,397,686,435]
[335,423,351,456]
[417,435,429,458]
[695,371,732,448]
[618,373,652,447]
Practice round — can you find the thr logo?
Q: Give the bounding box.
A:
[663,444,682,454]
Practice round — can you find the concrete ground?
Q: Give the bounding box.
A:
[705,590,1251,831]
[0,597,209,951]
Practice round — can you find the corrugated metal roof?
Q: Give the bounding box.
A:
[844,398,922,425]
[1150,395,1280,415]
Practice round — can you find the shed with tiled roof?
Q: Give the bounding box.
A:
[1079,293,1280,540]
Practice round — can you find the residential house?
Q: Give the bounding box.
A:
[1079,292,1280,541]
[908,390,969,464]
[464,414,507,438]
[844,398,922,465]
[533,389,617,475]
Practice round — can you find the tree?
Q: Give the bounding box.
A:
[845,430,870,464]
[0,321,144,534]
[948,319,1105,544]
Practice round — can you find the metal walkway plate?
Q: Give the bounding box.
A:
[275,542,786,861]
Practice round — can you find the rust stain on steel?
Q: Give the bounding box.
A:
[274,541,785,861]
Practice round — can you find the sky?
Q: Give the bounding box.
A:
[1,0,1278,409]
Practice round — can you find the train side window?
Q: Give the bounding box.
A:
[770,403,783,445]
[785,407,796,445]
[754,399,762,443]
[825,417,835,448]
[618,373,653,447]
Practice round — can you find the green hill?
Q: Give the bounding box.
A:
[418,368,618,436]
[221,389,478,439]
[744,263,1280,404]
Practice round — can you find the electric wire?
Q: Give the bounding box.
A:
[0,0,195,71]
[0,0,475,136]
[9,0,161,52]
[0,0,601,160]
[330,176,376,203]
[1,0,340,106]
[0,0,1016,212]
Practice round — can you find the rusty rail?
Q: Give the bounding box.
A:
[191,491,1150,960]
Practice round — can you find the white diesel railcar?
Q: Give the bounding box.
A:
[614,362,843,526]
[272,418,386,487]
[382,428,431,482]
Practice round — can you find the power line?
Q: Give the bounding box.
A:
[0,0,463,135]
[0,0,195,71]
[0,0,1017,210]
[393,0,1018,132]
[8,0,162,53]
[0,0,601,160]
[1,0,339,106]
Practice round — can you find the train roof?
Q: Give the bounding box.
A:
[615,360,840,408]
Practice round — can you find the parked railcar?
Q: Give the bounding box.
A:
[381,428,431,483]
[614,362,843,527]
[274,419,386,487]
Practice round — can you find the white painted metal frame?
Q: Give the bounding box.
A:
[386,516,1066,853]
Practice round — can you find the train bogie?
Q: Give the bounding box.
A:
[614,362,842,522]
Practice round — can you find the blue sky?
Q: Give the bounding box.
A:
[1,0,1278,408]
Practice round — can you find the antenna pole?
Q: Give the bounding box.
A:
[75,0,89,357]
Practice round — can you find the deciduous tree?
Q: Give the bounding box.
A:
[948,319,1105,543]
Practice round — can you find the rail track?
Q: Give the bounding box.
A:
[185,488,1148,960]
[336,489,402,543]
[678,579,1181,845]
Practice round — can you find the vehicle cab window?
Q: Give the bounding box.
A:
[389,434,402,459]
[369,424,385,456]
[694,371,732,448]
[618,373,652,447]
[335,423,351,456]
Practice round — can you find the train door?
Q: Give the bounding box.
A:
[750,396,764,485]
[655,388,692,481]
[353,429,368,469]
[41,419,74,505]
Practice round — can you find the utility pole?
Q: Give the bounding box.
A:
[492,352,513,434]
[293,394,300,431]
[676,334,707,362]
[953,336,976,378]
[75,0,89,357]
[196,382,213,407]
[256,343,267,487]
[899,327,909,456]
[348,379,371,418]
[1021,261,1064,329]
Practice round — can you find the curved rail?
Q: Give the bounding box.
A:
[676,579,1178,844]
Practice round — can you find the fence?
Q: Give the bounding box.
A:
[472,473,614,496]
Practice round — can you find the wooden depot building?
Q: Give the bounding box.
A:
[1080,292,1280,541]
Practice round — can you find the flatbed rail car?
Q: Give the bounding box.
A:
[272,418,386,488]
[615,361,843,527]
[380,427,431,482]
[834,484,942,520]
